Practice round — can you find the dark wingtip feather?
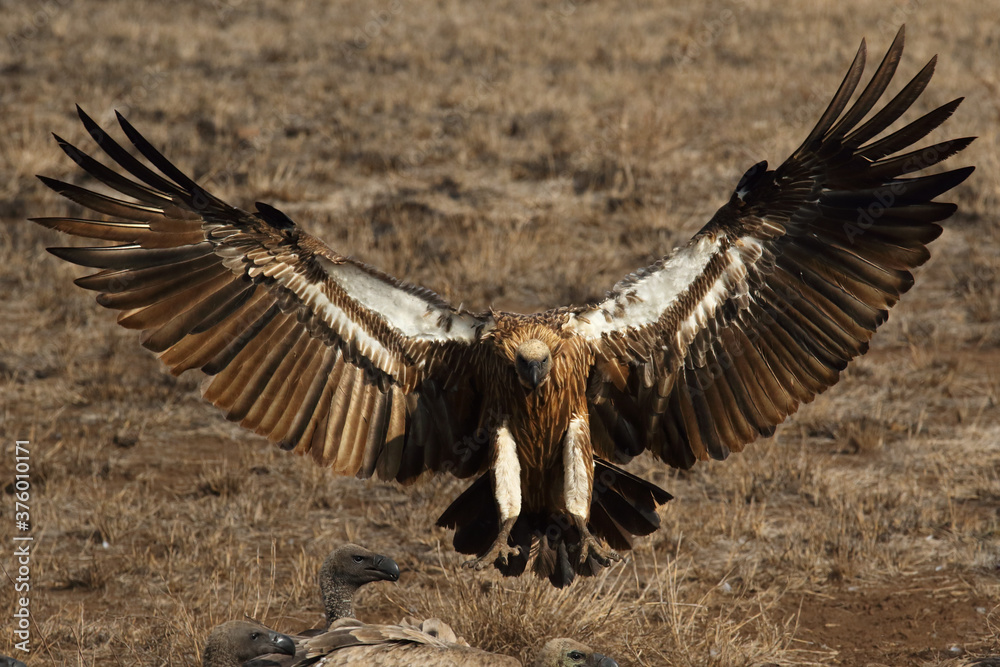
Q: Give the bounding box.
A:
[114,109,206,197]
[52,133,87,167]
[36,174,67,192]
[72,274,101,290]
[46,246,83,264]
[922,165,975,199]
[255,202,297,230]
[76,105,105,142]
[798,36,867,151]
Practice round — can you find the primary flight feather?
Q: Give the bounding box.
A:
[32,27,973,587]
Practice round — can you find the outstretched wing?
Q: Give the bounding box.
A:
[32,107,493,482]
[566,28,974,468]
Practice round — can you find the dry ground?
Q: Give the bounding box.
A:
[1,1,999,665]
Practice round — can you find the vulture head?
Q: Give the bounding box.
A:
[534,638,618,667]
[514,338,553,390]
[319,543,400,626]
[202,620,295,667]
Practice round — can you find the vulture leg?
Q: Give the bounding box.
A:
[565,414,620,567]
[464,423,522,570]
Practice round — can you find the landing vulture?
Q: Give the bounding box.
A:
[32,27,974,586]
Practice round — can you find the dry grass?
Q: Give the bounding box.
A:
[2,1,999,665]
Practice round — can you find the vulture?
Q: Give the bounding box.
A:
[276,618,617,666]
[264,544,400,664]
[314,543,400,626]
[31,27,974,587]
[202,620,295,667]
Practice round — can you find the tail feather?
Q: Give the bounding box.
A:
[588,501,633,551]
[591,458,672,539]
[436,458,673,587]
[437,474,498,557]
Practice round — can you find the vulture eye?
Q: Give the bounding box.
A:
[352,555,364,563]
[250,632,260,640]
[568,651,586,661]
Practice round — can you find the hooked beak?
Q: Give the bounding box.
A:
[371,554,400,582]
[592,655,618,667]
[526,360,544,389]
[269,631,296,656]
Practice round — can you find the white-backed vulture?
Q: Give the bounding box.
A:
[286,618,617,666]
[262,544,400,665]
[315,543,400,626]
[32,27,974,586]
[202,620,295,667]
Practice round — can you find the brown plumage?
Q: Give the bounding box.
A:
[32,27,974,587]
[283,619,616,666]
[202,620,295,667]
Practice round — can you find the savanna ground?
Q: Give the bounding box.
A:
[1,1,999,665]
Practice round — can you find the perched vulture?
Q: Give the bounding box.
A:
[313,543,400,626]
[396,617,468,645]
[267,617,468,666]
[32,27,974,587]
[262,544,400,664]
[202,620,295,667]
[280,618,617,666]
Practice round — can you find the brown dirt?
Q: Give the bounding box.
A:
[784,576,996,665]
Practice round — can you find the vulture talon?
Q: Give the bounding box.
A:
[574,516,620,567]
[464,517,519,570]
[464,542,521,571]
